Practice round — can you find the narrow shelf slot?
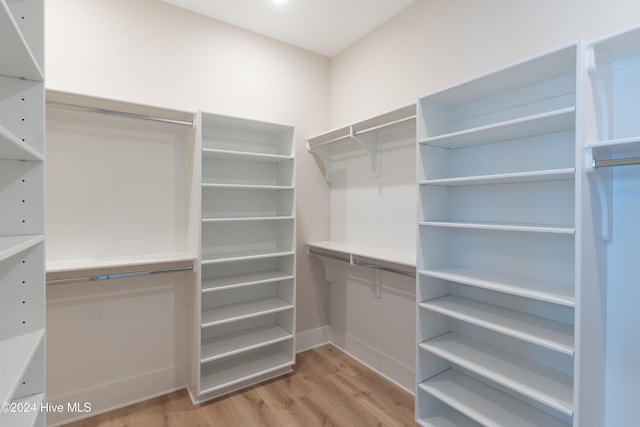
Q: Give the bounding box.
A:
[420,221,575,235]
[419,107,575,148]
[0,330,44,404]
[419,268,574,307]
[0,123,43,162]
[201,297,293,327]
[420,369,570,427]
[420,295,574,355]
[0,235,44,264]
[200,324,292,364]
[419,168,575,186]
[200,348,293,395]
[202,270,294,292]
[419,332,574,416]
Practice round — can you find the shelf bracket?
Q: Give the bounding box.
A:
[352,256,382,299]
[307,248,348,283]
[307,141,335,182]
[349,126,381,178]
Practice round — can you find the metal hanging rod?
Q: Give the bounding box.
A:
[307,248,415,278]
[307,248,351,263]
[47,101,194,127]
[46,266,193,286]
[593,156,640,168]
[351,257,416,278]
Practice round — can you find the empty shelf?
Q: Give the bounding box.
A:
[419,332,574,416]
[420,369,570,427]
[202,148,293,163]
[420,295,574,355]
[202,183,294,191]
[202,270,294,292]
[201,324,292,364]
[417,404,480,427]
[201,297,293,327]
[419,220,575,235]
[420,168,575,186]
[0,330,44,404]
[419,268,574,307]
[0,235,43,264]
[420,107,575,148]
[200,348,293,395]
[202,216,294,223]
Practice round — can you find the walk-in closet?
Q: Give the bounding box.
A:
[1,0,639,426]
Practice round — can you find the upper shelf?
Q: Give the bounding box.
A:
[0,122,43,161]
[202,148,293,163]
[0,0,43,81]
[307,241,415,269]
[0,235,43,264]
[307,104,416,181]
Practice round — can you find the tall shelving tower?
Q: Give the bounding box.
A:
[0,0,46,425]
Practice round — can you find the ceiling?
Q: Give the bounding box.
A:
[160,0,416,57]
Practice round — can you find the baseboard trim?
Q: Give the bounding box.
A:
[296,325,331,352]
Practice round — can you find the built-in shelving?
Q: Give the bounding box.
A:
[416,43,577,426]
[0,1,45,424]
[419,369,570,427]
[192,112,296,403]
[307,104,416,181]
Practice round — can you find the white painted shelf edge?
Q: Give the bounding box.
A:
[420,369,570,427]
[419,168,575,186]
[0,330,44,404]
[46,252,195,274]
[0,123,44,162]
[0,0,43,81]
[419,295,575,355]
[202,216,294,223]
[201,297,294,328]
[202,183,294,191]
[201,324,292,364]
[419,107,575,149]
[307,241,415,268]
[419,332,574,416]
[418,267,575,307]
[201,249,294,265]
[419,221,575,235]
[417,405,481,427]
[0,235,44,263]
[202,148,293,163]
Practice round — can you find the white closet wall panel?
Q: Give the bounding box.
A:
[45,107,194,263]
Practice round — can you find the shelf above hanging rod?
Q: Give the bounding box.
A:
[46,265,193,286]
[592,156,640,168]
[47,101,194,126]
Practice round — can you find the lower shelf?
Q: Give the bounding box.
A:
[419,332,573,416]
[417,404,481,427]
[200,347,294,395]
[1,393,45,427]
[420,369,570,427]
[0,330,44,404]
[201,324,292,364]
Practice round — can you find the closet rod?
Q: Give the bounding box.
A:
[307,248,415,278]
[593,156,640,168]
[46,266,193,286]
[46,101,194,126]
[351,257,416,278]
[307,248,351,263]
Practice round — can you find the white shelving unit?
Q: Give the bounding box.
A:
[580,25,640,427]
[416,44,578,426]
[191,112,296,402]
[0,0,45,425]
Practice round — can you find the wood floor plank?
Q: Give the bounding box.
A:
[63,344,415,426]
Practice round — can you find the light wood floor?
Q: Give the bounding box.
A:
[64,344,416,426]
